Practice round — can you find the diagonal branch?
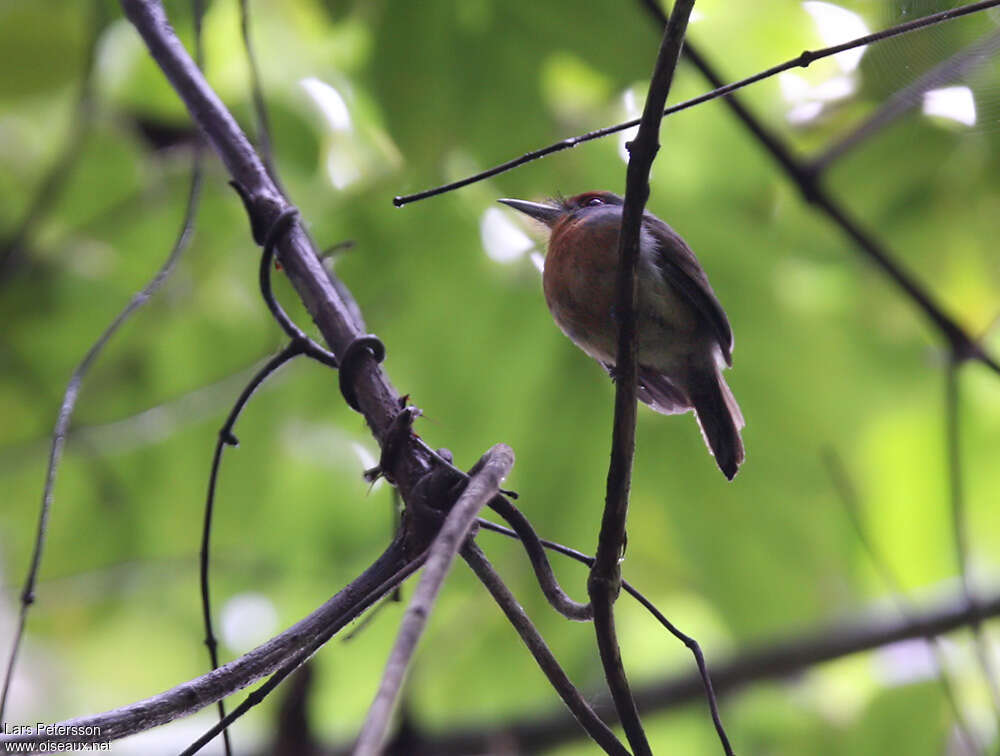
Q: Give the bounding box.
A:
[354,444,515,756]
[180,551,427,756]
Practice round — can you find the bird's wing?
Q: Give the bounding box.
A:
[644,214,735,366]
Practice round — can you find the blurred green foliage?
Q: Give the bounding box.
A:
[1,0,999,753]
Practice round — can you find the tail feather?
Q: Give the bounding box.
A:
[690,369,745,480]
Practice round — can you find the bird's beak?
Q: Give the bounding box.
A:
[497,198,561,228]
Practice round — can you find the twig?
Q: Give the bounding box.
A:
[0,538,416,748]
[588,5,696,755]
[461,542,629,756]
[198,342,304,751]
[0,133,203,723]
[393,0,1000,208]
[353,445,515,756]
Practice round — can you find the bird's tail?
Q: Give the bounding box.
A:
[689,367,745,480]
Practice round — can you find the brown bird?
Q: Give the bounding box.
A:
[499,191,745,479]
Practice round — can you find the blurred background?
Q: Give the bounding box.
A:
[2,0,1000,753]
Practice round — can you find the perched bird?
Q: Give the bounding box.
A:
[498,191,745,479]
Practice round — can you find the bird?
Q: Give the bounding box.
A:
[498,191,745,480]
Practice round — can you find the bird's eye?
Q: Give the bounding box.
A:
[586,197,604,206]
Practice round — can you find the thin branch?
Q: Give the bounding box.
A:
[461,542,629,756]
[393,0,1000,208]
[353,445,515,756]
[0,538,416,748]
[588,5,696,756]
[407,589,1000,755]
[822,450,981,755]
[0,140,203,724]
[944,364,1000,724]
